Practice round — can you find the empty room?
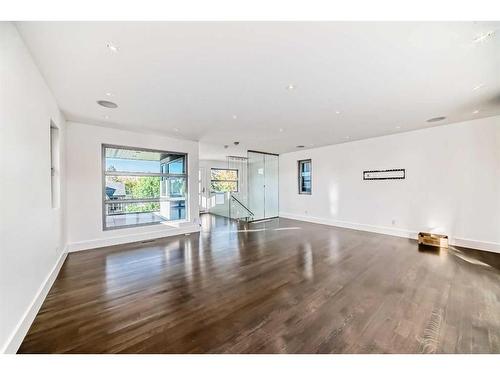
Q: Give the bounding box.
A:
[1,1,500,370]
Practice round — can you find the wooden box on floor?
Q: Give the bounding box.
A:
[418,232,448,248]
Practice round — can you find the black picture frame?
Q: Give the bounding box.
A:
[363,168,405,180]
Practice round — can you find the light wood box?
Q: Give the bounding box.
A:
[418,232,448,248]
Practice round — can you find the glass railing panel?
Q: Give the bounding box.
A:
[229,193,254,221]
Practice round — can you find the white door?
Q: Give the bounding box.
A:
[198,167,209,212]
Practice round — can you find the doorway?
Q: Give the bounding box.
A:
[198,167,209,213]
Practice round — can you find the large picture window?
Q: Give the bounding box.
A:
[210,168,238,192]
[298,159,312,194]
[102,145,187,230]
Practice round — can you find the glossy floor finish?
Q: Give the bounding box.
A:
[19,215,500,353]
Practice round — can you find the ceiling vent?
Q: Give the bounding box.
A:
[426,116,446,123]
[97,100,118,108]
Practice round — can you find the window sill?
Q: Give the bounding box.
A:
[103,218,191,231]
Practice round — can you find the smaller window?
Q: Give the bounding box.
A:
[50,121,60,208]
[211,168,238,192]
[298,159,312,194]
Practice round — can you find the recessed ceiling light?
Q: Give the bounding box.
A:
[106,42,119,52]
[426,116,446,123]
[232,115,238,120]
[472,84,484,91]
[473,30,495,43]
[279,128,284,132]
[296,145,305,148]
[473,109,480,114]
[105,92,113,97]
[287,84,296,91]
[103,115,109,120]
[335,111,341,115]
[395,126,401,129]
[97,100,118,108]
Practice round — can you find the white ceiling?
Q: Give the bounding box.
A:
[16,21,500,159]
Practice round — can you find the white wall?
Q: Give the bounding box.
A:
[279,116,500,253]
[0,22,67,353]
[65,122,200,251]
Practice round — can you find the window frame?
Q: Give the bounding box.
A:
[210,167,239,193]
[298,159,312,195]
[101,144,188,231]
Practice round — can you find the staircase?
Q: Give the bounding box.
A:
[229,193,254,222]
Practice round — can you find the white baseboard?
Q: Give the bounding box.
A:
[67,224,200,252]
[279,212,418,239]
[452,237,500,254]
[279,212,500,254]
[2,247,68,354]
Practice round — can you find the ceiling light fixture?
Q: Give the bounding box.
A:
[105,92,113,97]
[473,30,495,43]
[232,115,238,120]
[473,109,480,114]
[106,42,119,52]
[97,100,118,108]
[287,84,296,91]
[173,128,179,132]
[344,136,350,140]
[335,111,341,114]
[279,128,284,132]
[472,84,484,91]
[426,116,446,123]
[395,126,401,129]
[103,115,109,120]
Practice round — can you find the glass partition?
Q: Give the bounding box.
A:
[247,151,279,221]
[264,153,279,218]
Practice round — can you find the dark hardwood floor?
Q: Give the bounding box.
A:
[18,214,500,353]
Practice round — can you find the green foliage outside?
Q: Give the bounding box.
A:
[127,176,159,212]
[211,180,238,192]
[211,169,238,192]
[128,176,160,198]
[109,176,160,213]
[126,202,160,213]
[108,176,186,213]
[211,169,237,180]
